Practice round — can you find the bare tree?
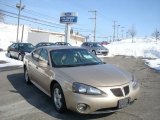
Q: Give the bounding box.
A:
[0,11,5,22]
[127,26,136,42]
[152,29,160,42]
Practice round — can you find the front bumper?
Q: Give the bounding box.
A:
[96,50,109,55]
[64,82,140,114]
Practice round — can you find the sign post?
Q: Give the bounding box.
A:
[60,12,77,43]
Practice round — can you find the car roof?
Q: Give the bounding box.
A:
[13,43,33,45]
[37,46,83,51]
[84,42,100,44]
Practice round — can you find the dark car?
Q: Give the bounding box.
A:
[81,42,109,55]
[7,43,35,61]
[0,48,3,51]
[101,41,109,46]
[55,42,71,46]
[35,42,55,48]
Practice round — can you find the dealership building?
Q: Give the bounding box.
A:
[28,29,85,46]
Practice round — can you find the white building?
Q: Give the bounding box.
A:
[0,23,85,50]
[28,29,85,46]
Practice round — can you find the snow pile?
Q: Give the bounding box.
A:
[105,38,160,71]
[105,39,160,59]
[145,59,160,71]
[0,23,29,50]
[0,51,23,68]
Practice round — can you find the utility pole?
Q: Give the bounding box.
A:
[117,25,120,41]
[121,27,124,40]
[113,21,116,42]
[16,0,25,43]
[88,10,97,42]
[21,24,24,42]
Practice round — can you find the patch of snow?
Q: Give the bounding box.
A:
[104,38,160,71]
[145,59,160,71]
[0,51,23,68]
[0,23,30,50]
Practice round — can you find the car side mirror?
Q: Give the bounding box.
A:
[39,61,48,68]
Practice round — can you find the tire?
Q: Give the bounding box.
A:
[8,52,11,58]
[51,83,66,113]
[24,68,31,84]
[18,54,23,61]
[92,50,96,55]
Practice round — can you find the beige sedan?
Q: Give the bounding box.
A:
[23,46,140,114]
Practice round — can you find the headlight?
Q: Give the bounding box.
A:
[72,82,104,95]
[132,75,138,89]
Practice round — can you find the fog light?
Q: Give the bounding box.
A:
[77,103,88,112]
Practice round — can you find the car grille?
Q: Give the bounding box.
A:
[111,88,123,97]
[124,86,129,96]
[111,85,130,97]
[102,52,108,54]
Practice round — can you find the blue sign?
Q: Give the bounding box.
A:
[60,12,78,24]
[65,12,72,16]
[60,16,77,24]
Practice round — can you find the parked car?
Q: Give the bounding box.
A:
[7,43,35,61]
[0,48,3,51]
[35,42,55,48]
[101,41,109,46]
[55,42,71,46]
[81,42,109,55]
[23,46,140,114]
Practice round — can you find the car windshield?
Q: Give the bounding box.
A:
[19,44,35,51]
[50,49,103,67]
[93,43,102,47]
[37,43,55,47]
[56,42,71,46]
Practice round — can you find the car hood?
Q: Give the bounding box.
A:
[55,64,132,87]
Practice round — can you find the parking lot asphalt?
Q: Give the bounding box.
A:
[0,56,160,120]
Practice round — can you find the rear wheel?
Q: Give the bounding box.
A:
[24,68,31,84]
[8,52,11,58]
[51,83,66,113]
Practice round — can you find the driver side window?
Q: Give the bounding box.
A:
[32,48,41,61]
[39,48,49,64]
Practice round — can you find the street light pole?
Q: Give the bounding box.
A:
[88,10,97,42]
[16,0,24,43]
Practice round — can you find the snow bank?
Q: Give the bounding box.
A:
[0,23,29,50]
[104,38,160,71]
[0,51,23,68]
[105,39,160,59]
[145,59,160,71]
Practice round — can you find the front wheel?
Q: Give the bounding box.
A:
[51,83,66,113]
[18,54,23,61]
[92,50,96,55]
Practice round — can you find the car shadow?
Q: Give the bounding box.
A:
[7,72,114,120]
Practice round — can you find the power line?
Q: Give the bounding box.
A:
[2,12,65,29]
[1,10,65,29]
[2,11,93,34]
[0,1,59,23]
[0,1,97,35]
